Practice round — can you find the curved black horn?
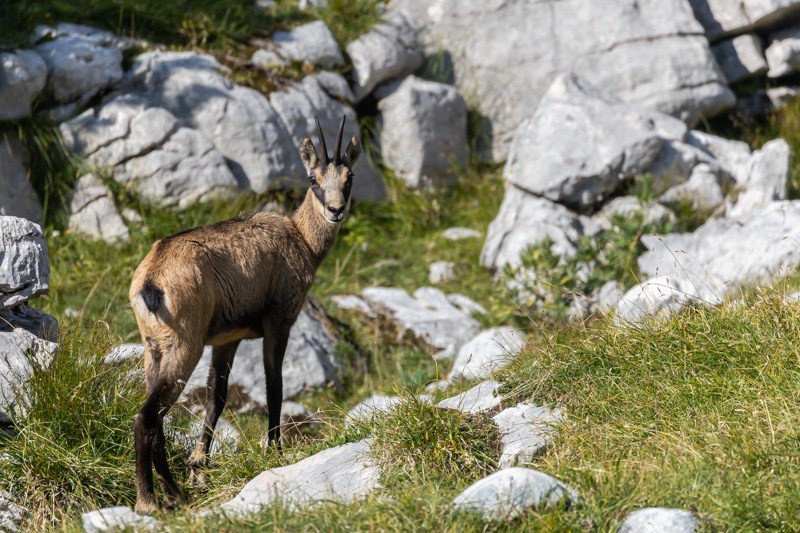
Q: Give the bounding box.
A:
[333,114,346,164]
[315,116,329,163]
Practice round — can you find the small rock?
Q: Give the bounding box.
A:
[377,76,468,187]
[102,344,145,365]
[592,196,677,231]
[442,227,481,240]
[81,506,157,533]
[448,327,525,382]
[347,10,423,102]
[0,217,50,310]
[711,34,768,83]
[452,467,578,521]
[766,23,800,78]
[424,380,449,392]
[253,0,275,11]
[591,281,624,316]
[267,21,344,69]
[121,207,142,224]
[346,394,404,424]
[615,276,693,325]
[0,489,25,532]
[68,174,129,243]
[493,403,562,468]
[445,294,487,316]
[311,71,355,102]
[726,139,791,218]
[617,507,698,533]
[429,261,455,284]
[0,50,47,120]
[658,164,725,210]
[221,440,380,513]
[278,401,318,440]
[437,380,503,415]
[330,294,375,316]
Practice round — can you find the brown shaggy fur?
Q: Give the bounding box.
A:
[129,117,361,513]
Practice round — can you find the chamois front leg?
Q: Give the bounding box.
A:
[188,340,240,486]
[263,324,290,447]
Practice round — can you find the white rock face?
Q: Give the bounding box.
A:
[620,201,800,322]
[268,76,385,200]
[504,74,686,210]
[221,440,380,513]
[377,76,468,187]
[182,298,341,410]
[0,50,47,120]
[0,328,58,424]
[766,24,800,77]
[617,507,698,533]
[452,467,578,521]
[102,344,145,365]
[493,404,562,469]
[429,261,455,284]
[0,304,58,343]
[346,394,404,424]
[445,294,487,316]
[0,217,50,310]
[0,489,26,532]
[361,287,481,352]
[68,174,129,243]
[685,130,752,181]
[712,34,768,83]
[480,186,600,271]
[658,165,725,210]
[448,327,525,382]
[347,10,423,102]
[81,506,157,533]
[437,380,503,414]
[35,28,123,103]
[726,139,791,218]
[442,227,481,240]
[257,21,344,68]
[688,0,800,42]
[392,0,734,160]
[311,71,355,102]
[0,137,43,224]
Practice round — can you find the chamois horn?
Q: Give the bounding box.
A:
[333,115,346,164]
[315,116,329,164]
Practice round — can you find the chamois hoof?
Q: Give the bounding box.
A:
[188,451,209,488]
[134,498,157,515]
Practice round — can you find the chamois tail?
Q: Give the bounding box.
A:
[140,279,164,314]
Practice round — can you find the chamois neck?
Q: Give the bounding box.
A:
[291,189,340,265]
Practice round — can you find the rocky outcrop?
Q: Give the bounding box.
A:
[0,137,43,224]
[712,34,768,83]
[452,467,578,521]
[67,174,129,242]
[687,0,800,42]
[0,328,58,424]
[0,50,47,120]
[377,76,468,187]
[0,217,50,310]
[391,0,734,160]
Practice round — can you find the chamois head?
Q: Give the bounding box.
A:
[299,115,361,224]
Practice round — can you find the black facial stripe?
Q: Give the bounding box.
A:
[311,182,326,205]
[343,176,353,203]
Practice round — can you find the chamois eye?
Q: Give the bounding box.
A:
[309,174,317,183]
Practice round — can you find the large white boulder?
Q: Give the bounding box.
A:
[688,0,800,42]
[0,50,47,120]
[766,23,800,77]
[221,440,380,513]
[0,217,49,310]
[67,174,129,243]
[452,467,578,521]
[377,76,468,187]
[391,0,734,160]
[0,137,43,224]
[346,10,424,102]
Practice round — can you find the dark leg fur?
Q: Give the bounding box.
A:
[263,327,289,447]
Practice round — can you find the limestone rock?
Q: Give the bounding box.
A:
[377,76,468,187]
[0,50,47,120]
[258,21,344,69]
[452,467,578,521]
[330,294,375,316]
[493,404,563,469]
[688,0,800,42]
[726,139,791,218]
[685,130,752,181]
[0,328,58,424]
[591,280,625,316]
[480,186,600,271]
[448,327,525,382]
[311,71,355,102]
[617,507,698,533]
[429,261,454,284]
[437,380,503,414]
[346,394,403,424]
[221,440,380,513]
[102,344,145,365]
[68,174,129,243]
[658,164,725,210]
[347,10,423,102]
[0,217,49,310]
[35,28,123,103]
[442,227,481,240]
[0,137,43,224]
[392,0,734,160]
[712,34,768,83]
[445,294,487,316]
[268,76,385,200]
[167,417,240,455]
[504,74,685,211]
[766,23,800,77]
[81,506,156,533]
[360,287,481,352]
[592,197,677,231]
[0,304,58,343]
[0,489,25,533]
[182,297,341,411]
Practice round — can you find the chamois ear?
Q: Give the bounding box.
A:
[342,136,361,168]
[299,137,319,171]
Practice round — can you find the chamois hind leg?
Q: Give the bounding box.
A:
[263,325,290,447]
[188,340,240,486]
[153,422,183,508]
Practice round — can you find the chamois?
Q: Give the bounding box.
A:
[129,115,361,513]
